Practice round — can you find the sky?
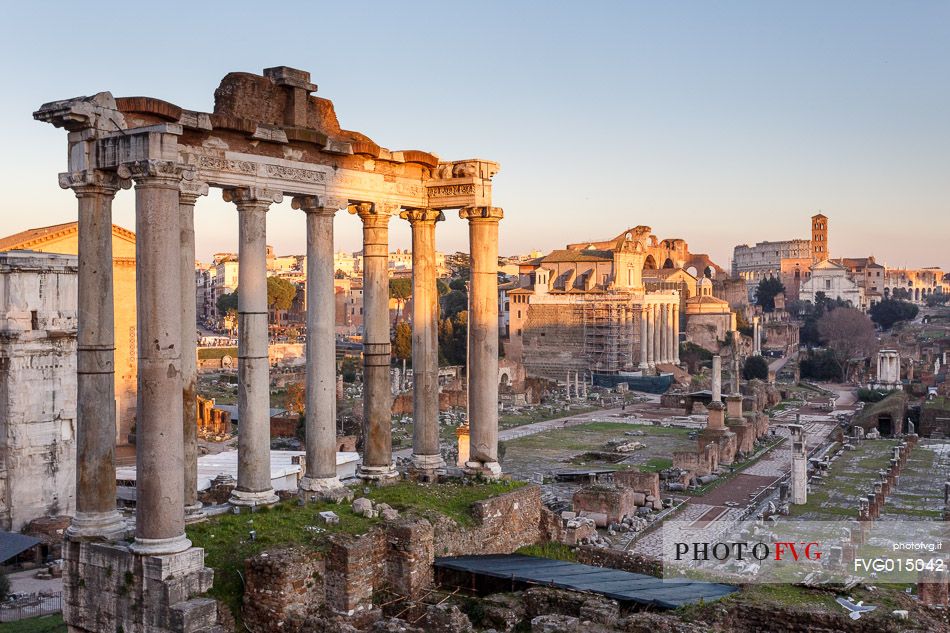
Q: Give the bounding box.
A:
[1,1,947,270]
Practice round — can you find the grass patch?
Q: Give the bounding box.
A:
[197,346,237,360]
[639,458,673,473]
[366,480,527,527]
[0,614,66,633]
[516,542,577,562]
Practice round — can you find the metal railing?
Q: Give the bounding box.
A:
[0,592,62,622]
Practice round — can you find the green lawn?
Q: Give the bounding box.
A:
[0,614,66,633]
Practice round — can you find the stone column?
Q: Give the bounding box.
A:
[225,187,281,506]
[124,160,190,554]
[180,181,208,522]
[712,355,722,402]
[651,304,661,365]
[645,304,655,367]
[460,207,504,478]
[61,170,128,540]
[400,208,446,475]
[293,196,348,498]
[672,303,680,364]
[640,304,650,370]
[351,202,398,481]
[665,303,674,363]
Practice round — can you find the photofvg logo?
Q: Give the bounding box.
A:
[661,520,950,584]
[674,541,822,562]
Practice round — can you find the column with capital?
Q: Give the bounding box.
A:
[672,302,681,364]
[645,304,655,368]
[666,303,675,363]
[400,208,446,475]
[460,207,504,477]
[122,159,190,554]
[352,202,398,480]
[60,169,129,540]
[652,303,661,365]
[293,196,349,498]
[225,187,282,507]
[640,303,650,371]
[180,180,208,523]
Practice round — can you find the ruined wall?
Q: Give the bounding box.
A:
[243,546,325,631]
[0,252,78,531]
[612,471,660,498]
[433,485,545,556]
[685,313,731,352]
[522,303,589,380]
[574,545,663,577]
[572,485,635,525]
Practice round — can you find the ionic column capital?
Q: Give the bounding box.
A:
[399,208,445,225]
[59,169,131,196]
[222,186,283,207]
[292,195,345,216]
[459,206,504,223]
[118,160,187,187]
[349,201,397,224]
[179,180,209,206]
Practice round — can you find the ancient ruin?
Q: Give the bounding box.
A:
[34,65,503,633]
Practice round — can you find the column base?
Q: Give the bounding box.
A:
[184,503,207,524]
[298,476,353,502]
[66,510,129,541]
[229,488,279,508]
[464,460,503,479]
[128,533,192,556]
[357,464,400,482]
[411,453,446,470]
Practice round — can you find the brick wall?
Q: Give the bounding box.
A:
[433,485,545,556]
[243,546,325,631]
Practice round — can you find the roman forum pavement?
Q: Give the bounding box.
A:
[33,66,503,632]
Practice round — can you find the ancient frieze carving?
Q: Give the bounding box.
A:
[399,208,445,224]
[427,184,477,198]
[195,155,258,175]
[395,183,425,197]
[291,195,347,213]
[222,186,283,205]
[180,179,210,201]
[459,206,504,222]
[264,164,327,184]
[433,160,500,180]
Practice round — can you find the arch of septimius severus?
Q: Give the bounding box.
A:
[34,65,501,581]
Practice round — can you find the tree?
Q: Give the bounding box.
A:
[389,278,412,324]
[816,307,876,375]
[925,293,949,307]
[449,277,467,292]
[284,382,305,414]
[755,277,785,313]
[870,299,919,330]
[267,277,297,325]
[742,355,769,380]
[436,279,450,296]
[703,265,713,279]
[217,289,238,316]
[734,311,753,337]
[439,311,468,366]
[800,350,843,381]
[392,321,412,361]
[442,289,468,319]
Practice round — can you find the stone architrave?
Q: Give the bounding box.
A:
[225,186,282,507]
[400,208,447,474]
[352,202,398,481]
[460,206,504,478]
[293,196,348,498]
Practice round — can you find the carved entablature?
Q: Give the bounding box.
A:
[34,67,500,215]
[426,159,500,210]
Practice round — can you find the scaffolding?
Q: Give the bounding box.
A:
[581,296,636,374]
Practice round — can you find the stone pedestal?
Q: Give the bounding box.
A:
[63,538,218,633]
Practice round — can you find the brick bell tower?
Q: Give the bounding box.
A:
[811,213,828,261]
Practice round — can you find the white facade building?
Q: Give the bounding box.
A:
[799,259,865,309]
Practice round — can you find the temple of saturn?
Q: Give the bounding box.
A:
[34,66,502,632]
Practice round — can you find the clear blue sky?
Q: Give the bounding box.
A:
[1,1,947,269]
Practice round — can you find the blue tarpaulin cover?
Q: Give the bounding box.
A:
[435,554,737,609]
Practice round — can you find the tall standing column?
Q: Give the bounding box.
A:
[293,196,348,498]
[672,303,680,364]
[652,304,661,365]
[460,207,504,478]
[352,202,398,481]
[666,303,675,363]
[659,304,668,364]
[225,187,281,507]
[645,304,655,367]
[401,208,447,475]
[124,160,190,555]
[180,181,208,523]
[62,170,128,540]
[640,304,650,370]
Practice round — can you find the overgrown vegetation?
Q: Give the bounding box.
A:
[870,298,919,330]
[742,355,769,380]
[799,349,843,381]
[0,615,66,633]
[856,387,898,403]
[516,542,577,562]
[197,346,238,361]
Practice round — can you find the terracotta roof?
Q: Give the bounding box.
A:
[0,221,135,252]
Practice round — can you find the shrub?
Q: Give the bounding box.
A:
[742,355,769,380]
